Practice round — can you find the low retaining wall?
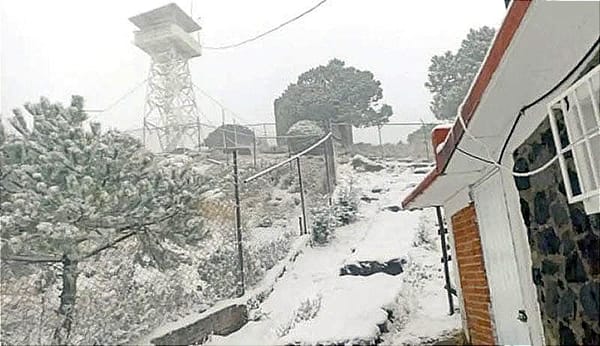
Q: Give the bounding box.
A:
[137,235,309,346]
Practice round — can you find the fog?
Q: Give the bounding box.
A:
[1,0,505,143]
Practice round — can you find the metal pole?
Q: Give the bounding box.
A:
[197,117,202,151]
[233,120,239,147]
[298,217,303,236]
[142,118,147,147]
[436,206,454,315]
[421,119,431,161]
[296,157,308,235]
[377,124,384,160]
[328,122,337,185]
[253,135,257,169]
[221,107,227,148]
[232,150,245,297]
[323,141,332,205]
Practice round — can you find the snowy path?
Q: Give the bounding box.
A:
[207,164,459,345]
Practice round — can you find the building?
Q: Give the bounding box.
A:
[402,1,599,345]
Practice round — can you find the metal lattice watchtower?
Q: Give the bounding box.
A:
[129,3,202,152]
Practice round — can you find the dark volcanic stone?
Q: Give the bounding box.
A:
[536,227,560,255]
[559,322,577,345]
[580,281,599,321]
[533,267,543,286]
[558,288,576,321]
[570,206,590,234]
[577,232,600,275]
[514,158,531,190]
[562,238,576,255]
[534,191,550,224]
[583,321,600,346]
[520,198,532,231]
[545,279,559,319]
[542,259,560,275]
[558,279,565,290]
[565,252,588,283]
[550,202,570,227]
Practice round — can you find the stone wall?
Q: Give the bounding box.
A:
[513,118,600,345]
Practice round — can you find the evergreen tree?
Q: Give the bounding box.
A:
[275,59,393,135]
[0,96,210,344]
[425,26,496,120]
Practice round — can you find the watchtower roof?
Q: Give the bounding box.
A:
[129,3,201,33]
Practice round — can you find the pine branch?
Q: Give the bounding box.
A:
[76,211,180,261]
[1,254,62,263]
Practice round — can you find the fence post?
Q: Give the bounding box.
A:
[197,117,202,151]
[436,206,454,315]
[252,135,257,169]
[296,157,308,235]
[142,118,147,147]
[232,149,245,297]
[377,124,384,160]
[323,140,332,205]
[421,119,431,161]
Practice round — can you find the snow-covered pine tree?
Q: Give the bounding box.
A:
[0,96,210,344]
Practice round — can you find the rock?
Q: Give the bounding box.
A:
[536,227,560,255]
[557,288,576,320]
[257,217,273,228]
[385,205,401,212]
[360,196,378,203]
[577,232,600,275]
[565,252,587,283]
[580,281,599,320]
[544,279,559,319]
[534,191,550,224]
[550,202,570,226]
[541,259,559,275]
[514,158,531,190]
[559,323,577,345]
[351,155,385,172]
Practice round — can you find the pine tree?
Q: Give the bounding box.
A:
[425,26,496,120]
[0,96,210,344]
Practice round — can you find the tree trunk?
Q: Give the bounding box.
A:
[52,254,78,345]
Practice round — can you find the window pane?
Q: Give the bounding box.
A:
[575,83,599,135]
[565,93,584,142]
[589,133,600,191]
[573,141,595,193]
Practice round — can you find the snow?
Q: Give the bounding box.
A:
[206,161,460,345]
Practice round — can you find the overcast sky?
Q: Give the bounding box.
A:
[1,0,506,143]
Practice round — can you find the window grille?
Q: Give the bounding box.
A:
[548,64,600,214]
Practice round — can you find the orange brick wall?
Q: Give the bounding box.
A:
[451,204,495,345]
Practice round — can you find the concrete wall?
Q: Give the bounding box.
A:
[513,118,600,345]
[450,204,495,345]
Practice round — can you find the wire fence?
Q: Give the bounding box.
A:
[1,131,337,345]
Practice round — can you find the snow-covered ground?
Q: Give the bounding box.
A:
[207,161,460,345]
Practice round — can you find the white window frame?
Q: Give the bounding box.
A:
[547,64,600,215]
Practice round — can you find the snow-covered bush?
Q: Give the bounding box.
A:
[276,294,322,337]
[310,206,337,245]
[196,229,294,300]
[412,213,438,251]
[286,120,325,154]
[332,181,359,226]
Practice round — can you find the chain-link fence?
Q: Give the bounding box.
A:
[1,128,337,345]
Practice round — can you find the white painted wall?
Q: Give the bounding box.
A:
[499,158,546,346]
[473,171,532,345]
